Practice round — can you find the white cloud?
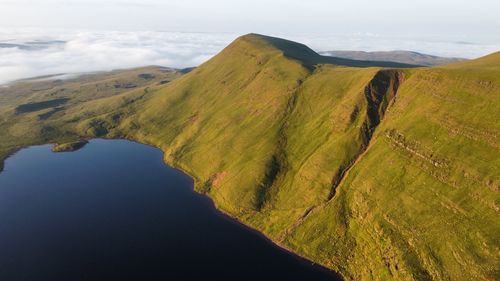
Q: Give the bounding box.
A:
[0,29,238,84]
[288,32,500,59]
[0,28,499,84]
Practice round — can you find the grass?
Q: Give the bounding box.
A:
[0,34,498,281]
[52,140,88,152]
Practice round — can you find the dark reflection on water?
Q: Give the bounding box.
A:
[0,139,341,281]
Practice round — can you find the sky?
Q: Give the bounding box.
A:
[1,0,499,34]
[1,0,499,84]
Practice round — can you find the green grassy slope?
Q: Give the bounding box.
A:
[0,34,498,281]
[0,66,181,170]
[287,53,500,280]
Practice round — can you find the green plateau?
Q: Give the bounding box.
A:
[0,34,498,281]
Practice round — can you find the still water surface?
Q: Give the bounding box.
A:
[0,139,341,281]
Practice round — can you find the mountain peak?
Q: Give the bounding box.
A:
[230,33,320,65]
[228,34,419,68]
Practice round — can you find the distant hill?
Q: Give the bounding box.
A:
[0,34,498,281]
[320,50,466,66]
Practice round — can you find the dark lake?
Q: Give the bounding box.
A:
[0,139,341,281]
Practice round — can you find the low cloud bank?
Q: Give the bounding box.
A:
[0,29,237,84]
[1,29,499,84]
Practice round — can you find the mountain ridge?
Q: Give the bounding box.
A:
[232,34,420,68]
[0,34,498,281]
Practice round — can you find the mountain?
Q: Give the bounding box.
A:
[321,50,466,66]
[0,34,498,281]
[240,34,420,68]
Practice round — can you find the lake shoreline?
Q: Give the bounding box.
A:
[100,137,344,280]
[0,137,343,280]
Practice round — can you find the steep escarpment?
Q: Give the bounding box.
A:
[329,70,404,200]
[0,35,498,281]
[285,56,499,280]
[275,68,404,247]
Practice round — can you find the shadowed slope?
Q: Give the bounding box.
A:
[241,34,420,68]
